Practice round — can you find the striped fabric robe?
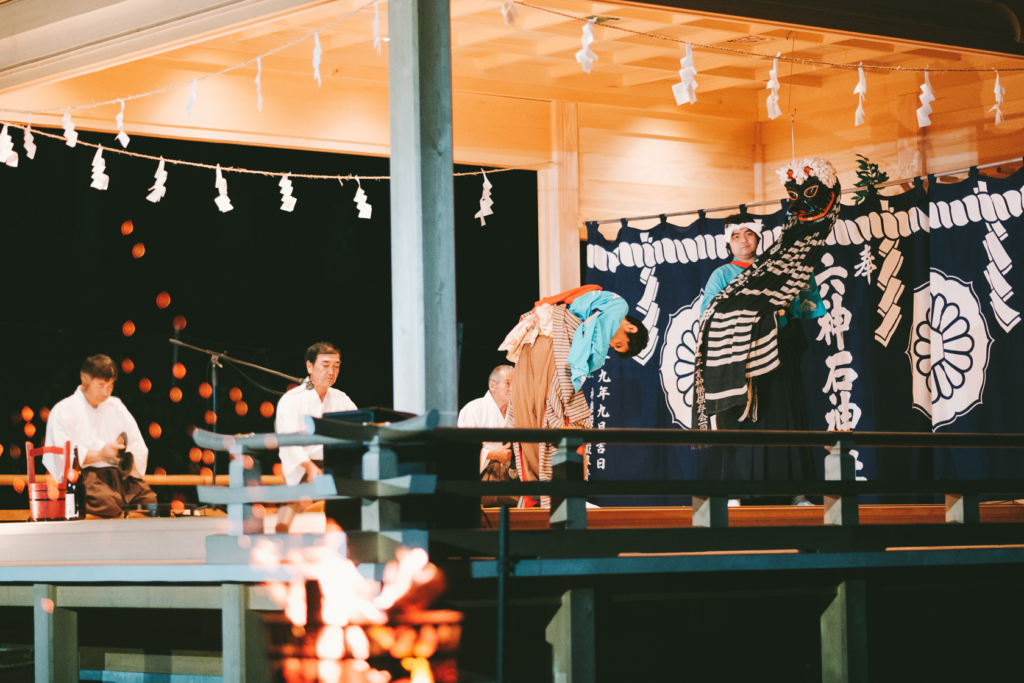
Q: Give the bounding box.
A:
[506,304,592,508]
[693,199,841,431]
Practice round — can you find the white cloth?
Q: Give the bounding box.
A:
[43,387,148,481]
[276,380,357,485]
[456,392,508,473]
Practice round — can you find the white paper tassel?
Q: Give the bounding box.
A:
[255,57,264,111]
[313,32,322,86]
[62,110,78,147]
[672,43,698,106]
[854,64,866,126]
[90,146,109,190]
[147,158,167,203]
[766,53,782,120]
[575,19,597,74]
[279,174,297,212]
[214,165,233,213]
[916,71,935,128]
[501,0,518,26]
[115,99,130,148]
[373,1,382,55]
[354,179,372,219]
[991,71,1005,125]
[23,117,36,160]
[474,171,494,225]
[0,124,18,168]
[186,79,199,118]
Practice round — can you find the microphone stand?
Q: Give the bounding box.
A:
[169,339,303,482]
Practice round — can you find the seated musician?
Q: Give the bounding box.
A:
[457,365,514,473]
[276,341,357,486]
[44,354,157,517]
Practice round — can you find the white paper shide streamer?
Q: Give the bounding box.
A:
[0,124,18,168]
[354,179,372,219]
[147,158,167,203]
[373,1,382,54]
[255,57,264,111]
[279,174,297,212]
[917,71,935,128]
[575,19,597,74]
[186,79,199,118]
[766,53,782,120]
[854,64,867,126]
[501,0,518,26]
[214,165,233,213]
[475,171,494,225]
[991,71,1005,125]
[90,146,109,191]
[672,43,698,106]
[115,99,130,148]
[62,110,78,147]
[313,32,323,86]
[22,117,36,160]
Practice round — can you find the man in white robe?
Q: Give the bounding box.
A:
[44,354,156,517]
[276,341,357,487]
[457,365,514,472]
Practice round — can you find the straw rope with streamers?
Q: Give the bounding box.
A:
[0,120,545,180]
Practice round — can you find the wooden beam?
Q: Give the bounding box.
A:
[0,0,336,93]
[538,101,581,297]
[33,584,78,683]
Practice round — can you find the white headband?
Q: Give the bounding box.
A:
[724,219,763,240]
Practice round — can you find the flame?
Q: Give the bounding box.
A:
[202,450,215,464]
[316,625,346,659]
[121,358,134,374]
[40,407,50,422]
[21,406,34,422]
[169,387,183,403]
[204,411,217,425]
[156,291,171,309]
[24,423,36,438]
[317,659,342,683]
[376,547,432,610]
[235,401,249,417]
[13,478,25,493]
[346,625,370,660]
[229,387,243,402]
[286,580,307,627]
[261,401,275,418]
[199,382,213,399]
[172,315,187,331]
[389,627,417,659]
[121,220,133,235]
[401,657,434,683]
[413,625,437,659]
[172,363,187,379]
[139,378,152,393]
[189,447,202,463]
[149,422,162,439]
[132,243,145,259]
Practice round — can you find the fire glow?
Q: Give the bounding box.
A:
[252,535,460,683]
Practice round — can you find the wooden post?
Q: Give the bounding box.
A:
[550,439,586,529]
[824,440,859,526]
[821,580,868,683]
[691,495,728,528]
[227,445,262,536]
[538,101,581,298]
[222,583,269,683]
[33,584,77,683]
[945,493,980,524]
[388,0,458,423]
[545,588,596,683]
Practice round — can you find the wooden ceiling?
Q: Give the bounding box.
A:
[139,0,1024,119]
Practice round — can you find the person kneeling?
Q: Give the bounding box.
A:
[44,355,156,518]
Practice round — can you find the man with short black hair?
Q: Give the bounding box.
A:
[44,354,156,517]
[276,341,357,486]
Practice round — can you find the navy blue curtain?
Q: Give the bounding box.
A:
[585,170,1024,504]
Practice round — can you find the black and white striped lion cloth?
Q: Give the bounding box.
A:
[692,157,842,431]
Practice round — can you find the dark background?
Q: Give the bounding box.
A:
[0,129,538,507]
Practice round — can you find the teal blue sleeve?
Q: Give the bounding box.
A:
[785,271,826,322]
[568,295,629,392]
[700,268,732,316]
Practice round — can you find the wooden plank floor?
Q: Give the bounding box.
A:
[482,504,1024,530]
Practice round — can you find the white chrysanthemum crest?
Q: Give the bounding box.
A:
[776,157,838,189]
[147,158,167,203]
[214,165,234,213]
[313,32,322,86]
[186,79,199,118]
[62,110,78,147]
[475,171,494,225]
[575,19,597,73]
[354,179,372,219]
[672,43,698,106]
[853,64,866,127]
[90,146,109,190]
[501,0,518,26]
[991,71,1005,125]
[0,124,18,168]
[766,53,782,120]
[916,70,935,128]
[279,174,297,212]
[115,99,130,148]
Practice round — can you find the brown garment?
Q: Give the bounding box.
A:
[506,335,556,482]
[80,467,157,518]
